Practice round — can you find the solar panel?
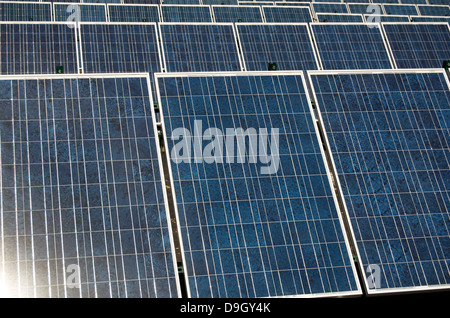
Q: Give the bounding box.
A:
[0,74,180,297]
[163,0,201,4]
[312,2,349,15]
[347,3,375,15]
[274,1,312,6]
[382,22,450,69]
[316,13,365,23]
[410,15,450,23]
[84,0,121,3]
[54,3,107,22]
[239,1,274,6]
[159,23,243,72]
[236,23,319,71]
[212,5,264,23]
[79,23,162,103]
[342,0,371,3]
[123,0,160,4]
[0,1,52,22]
[364,14,410,22]
[417,5,450,17]
[156,71,361,298]
[0,22,78,75]
[428,0,450,5]
[107,4,160,23]
[310,23,394,70]
[160,5,213,23]
[314,0,343,2]
[202,0,239,5]
[262,6,313,23]
[401,0,428,4]
[371,0,399,3]
[382,4,419,16]
[308,69,450,294]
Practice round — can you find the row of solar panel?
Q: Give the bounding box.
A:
[0,22,448,75]
[1,68,449,297]
[1,2,449,22]
[2,0,448,5]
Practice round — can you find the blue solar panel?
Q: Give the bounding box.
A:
[382,23,450,69]
[312,3,349,14]
[160,5,213,22]
[309,69,450,294]
[382,4,418,16]
[0,74,179,297]
[364,15,411,22]
[159,23,242,72]
[54,3,107,22]
[417,5,450,17]
[84,0,121,3]
[410,15,450,23]
[156,72,361,298]
[342,0,371,3]
[371,0,399,3]
[202,0,238,4]
[0,2,52,21]
[262,6,313,23]
[316,13,365,23]
[123,0,160,4]
[163,0,201,3]
[311,23,393,70]
[347,4,375,15]
[429,0,450,5]
[107,4,160,22]
[401,0,428,4]
[79,23,162,103]
[0,23,78,75]
[236,23,319,71]
[212,5,263,22]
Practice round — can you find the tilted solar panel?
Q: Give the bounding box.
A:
[316,13,365,23]
[312,2,349,15]
[212,5,263,23]
[382,4,419,16]
[0,74,179,297]
[236,23,319,71]
[364,14,411,22]
[309,69,450,294]
[79,23,162,102]
[0,22,78,75]
[382,23,450,69]
[160,5,213,23]
[262,6,313,23]
[159,23,242,72]
[54,3,107,22]
[107,4,160,23]
[410,15,450,23]
[417,5,450,17]
[310,23,394,70]
[156,72,361,297]
[0,1,52,22]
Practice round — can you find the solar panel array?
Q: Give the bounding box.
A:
[0,0,449,299]
[309,70,450,293]
[0,74,179,298]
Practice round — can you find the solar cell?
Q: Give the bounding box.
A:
[310,23,394,70]
[159,23,243,72]
[236,23,319,71]
[417,5,450,16]
[382,22,450,69]
[0,22,78,75]
[156,71,361,298]
[0,1,52,22]
[212,5,264,23]
[107,4,160,23]
[0,74,179,297]
[262,6,313,22]
[400,0,428,4]
[316,13,365,23]
[160,5,213,22]
[308,69,450,294]
[54,3,107,22]
[382,4,419,16]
